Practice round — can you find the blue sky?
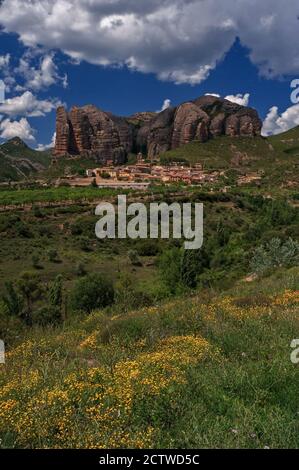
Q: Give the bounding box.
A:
[0,0,299,149]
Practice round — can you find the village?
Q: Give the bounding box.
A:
[59,153,221,190]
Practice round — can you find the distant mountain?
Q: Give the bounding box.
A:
[0,137,51,182]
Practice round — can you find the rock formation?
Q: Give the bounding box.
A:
[54,105,130,164]
[54,95,262,161]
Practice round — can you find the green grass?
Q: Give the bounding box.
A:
[0,186,130,206]
[0,266,298,448]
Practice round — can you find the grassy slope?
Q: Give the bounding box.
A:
[160,133,299,190]
[0,139,51,181]
[0,267,298,448]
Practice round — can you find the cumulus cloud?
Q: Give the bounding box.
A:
[0,91,61,117]
[0,117,35,141]
[36,132,56,151]
[262,104,299,136]
[225,93,250,106]
[158,99,171,112]
[0,0,298,85]
[16,53,68,92]
[205,93,250,106]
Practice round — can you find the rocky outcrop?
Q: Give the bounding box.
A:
[135,95,262,159]
[54,105,130,164]
[54,95,262,161]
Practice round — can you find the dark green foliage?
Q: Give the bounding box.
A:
[48,275,63,309]
[47,248,59,263]
[2,281,23,316]
[71,274,115,313]
[75,262,87,277]
[128,250,142,266]
[135,239,161,256]
[32,305,61,326]
[17,272,43,325]
[251,237,299,275]
[32,253,41,269]
[159,248,182,293]
[115,274,153,312]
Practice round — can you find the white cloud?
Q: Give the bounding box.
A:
[0,54,10,68]
[262,104,299,136]
[36,132,56,151]
[0,0,298,85]
[225,93,250,106]
[205,93,220,98]
[0,117,35,141]
[16,53,68,91]
[0,91,61,117]
[158,99,171,112]
[205,93,250,106]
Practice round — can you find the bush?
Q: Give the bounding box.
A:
[0,300,23,345]
[158,248,182,293]
[47,248,59,263]
[71,274,115,313]
[250,237,299,275]
[75,262,87,277]
[32,305,61,326]
[128,250,142,267]
[115,275,153,312]
[32,254,42,269]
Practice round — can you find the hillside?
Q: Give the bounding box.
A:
[0,137,51,182]
[268,126,299,156]
[160,134,299,190]
[0,266,298,448]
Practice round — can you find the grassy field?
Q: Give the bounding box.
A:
[0,267,298,448]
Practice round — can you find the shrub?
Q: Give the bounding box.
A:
[2,281,23,316]
[32,305,62,326]
[136,240,161,257]
[128,250,142,267]
[158,248,182,293]
[78,236,92,252]
[250,237,299,275]
[71,274,115,313]
[75,262,87,277]
[47,248,59,263]
[32,253,41,269]
[115,275,153,312]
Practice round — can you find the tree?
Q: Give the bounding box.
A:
[2,281,23,316]
[17,272,42,325]
[48,275,63,309]
[158,247,182,293]
[71,274,115,313]
[250,237,299,275]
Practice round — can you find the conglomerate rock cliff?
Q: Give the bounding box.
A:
[54,95,262,162]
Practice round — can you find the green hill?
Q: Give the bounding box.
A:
[0,137,51,182]
[268,126,299,156]
[160,133,299,190]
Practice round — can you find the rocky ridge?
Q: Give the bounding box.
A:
[54,95,262,162]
